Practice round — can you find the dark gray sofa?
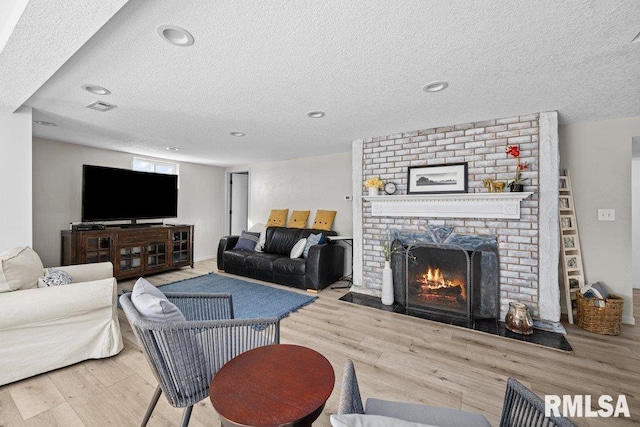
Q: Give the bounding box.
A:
[217,227,344,291]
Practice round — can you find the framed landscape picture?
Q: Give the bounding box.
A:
[407,163,468,194]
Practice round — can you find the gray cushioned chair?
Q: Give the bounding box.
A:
[336,359,576,427]
[120,292,280,427]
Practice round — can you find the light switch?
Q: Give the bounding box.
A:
[597,209,615,221]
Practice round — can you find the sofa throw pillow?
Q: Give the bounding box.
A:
[40,268,73,286]
[233,230,261,252]
[287,210,310,229]
[303,233,325,258]
[330,414,436,427]
[255,228,267,252]
[581,281,610,307]
[249,224,267,252]
[266,209,289,227]
[312,210,337,231]
[0,246,44,293]
[131,277,186,322]
[290,238,307,259]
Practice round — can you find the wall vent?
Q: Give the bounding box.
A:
[85,100,117,112]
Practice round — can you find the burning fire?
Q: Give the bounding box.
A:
[418,267,466,300]
[423,267,446,287]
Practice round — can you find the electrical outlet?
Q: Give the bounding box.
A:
[345,195,353,201]
[597,209,615,221]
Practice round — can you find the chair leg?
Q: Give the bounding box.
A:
[141,385,162,427]
[180,406,193,427]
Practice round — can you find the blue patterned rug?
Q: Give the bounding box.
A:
[157,272,316,320]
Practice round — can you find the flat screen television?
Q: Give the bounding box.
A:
[82,165,178,223]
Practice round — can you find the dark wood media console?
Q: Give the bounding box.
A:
[61,225,194,280]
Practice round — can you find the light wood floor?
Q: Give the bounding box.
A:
[1,260,638,426]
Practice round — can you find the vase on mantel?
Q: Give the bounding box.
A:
[381,261,393,305]
[368,187,379,196]
[508,183,524,193]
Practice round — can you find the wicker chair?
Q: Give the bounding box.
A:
[336,360,576,427]
[120,292,280,427]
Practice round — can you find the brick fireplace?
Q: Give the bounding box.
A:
[350,112,561,322]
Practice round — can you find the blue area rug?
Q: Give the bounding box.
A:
[157,272,316,320]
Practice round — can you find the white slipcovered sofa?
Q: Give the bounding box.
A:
[0,246,123,386]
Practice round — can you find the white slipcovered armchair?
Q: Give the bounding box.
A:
[0,246,123,386]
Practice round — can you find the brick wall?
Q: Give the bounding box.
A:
[361,113,540,318]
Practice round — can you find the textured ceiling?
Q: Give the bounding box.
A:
[2,1,640,166]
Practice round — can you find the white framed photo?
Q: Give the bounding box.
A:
[563,236,576,249]
[559,177,568,190]
[560,215,574,230]
[559,196,572,210]
[566,255,579,269]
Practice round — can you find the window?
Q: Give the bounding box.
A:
[133,158,179,175]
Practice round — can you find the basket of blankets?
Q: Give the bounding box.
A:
[576,282,623,335]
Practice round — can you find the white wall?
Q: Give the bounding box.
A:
[559,116,640,324]
[633,144,640,289]
[228,152,353,236]
[0,107,32,249]
[32,138,225,266]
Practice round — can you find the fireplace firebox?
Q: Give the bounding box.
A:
[406,242,501,325]
[407,244,472,317]
[390,228,500,326]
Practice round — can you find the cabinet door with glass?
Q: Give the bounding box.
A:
[145,241,168,271]
[171,226,193,267]
[116,244,144,276]
[80,231,114,264]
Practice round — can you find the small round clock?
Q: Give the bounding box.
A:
[384,182,397,195]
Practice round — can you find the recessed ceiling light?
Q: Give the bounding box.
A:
[230,132,245,137]
[81,84,111,95]
[423,81,449,93]
[166,147,180,151]
[34,120,57,127]
[157,25,194,47]
[307,111,325,118]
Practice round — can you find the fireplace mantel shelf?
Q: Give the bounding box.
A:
[363,192,533,220]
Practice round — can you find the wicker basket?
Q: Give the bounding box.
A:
[576,292,623,335]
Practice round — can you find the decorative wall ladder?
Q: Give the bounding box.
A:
[559,172,585,324]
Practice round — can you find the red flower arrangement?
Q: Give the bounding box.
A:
[505,145,528,191]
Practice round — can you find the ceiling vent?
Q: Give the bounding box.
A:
[85,100,117,112]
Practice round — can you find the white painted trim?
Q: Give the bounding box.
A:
[352,140,364,288]
[538,111,561,321]
[364,193,532,219]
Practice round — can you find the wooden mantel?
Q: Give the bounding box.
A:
[363,192,533,220]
